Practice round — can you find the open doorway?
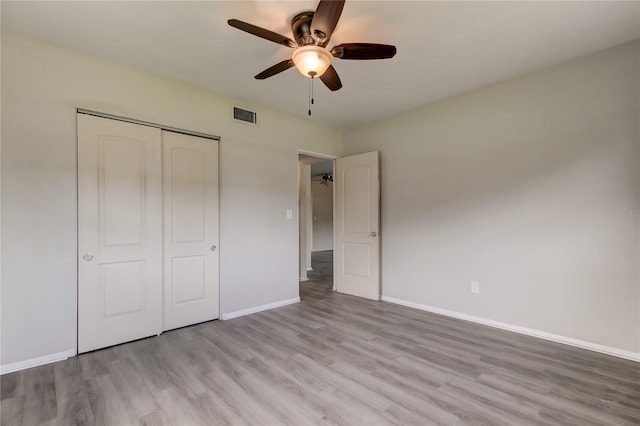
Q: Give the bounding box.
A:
[298,153,335,299]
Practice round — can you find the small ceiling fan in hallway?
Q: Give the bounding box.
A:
[312,173,334,186]
[227,0,397,92]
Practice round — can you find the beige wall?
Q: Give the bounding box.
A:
[2,30,638,367]
[312,183,333,251]
[0,31,342,366]
[344,41,640,354]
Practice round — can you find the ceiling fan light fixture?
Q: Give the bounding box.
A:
[228,0,395,93]
[292,45,333,78]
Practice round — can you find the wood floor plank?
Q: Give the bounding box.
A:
[0,375,18,401]
[51,359,96,426]
[330,360,459,425]
[477,372,637,426]
[106,358,158,420]
[0,396,25,426]
[204,366,284,425]
[2,250,638,425]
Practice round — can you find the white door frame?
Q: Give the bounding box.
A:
[297,150,337,290]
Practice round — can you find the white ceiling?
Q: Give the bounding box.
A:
[2,1,638,129]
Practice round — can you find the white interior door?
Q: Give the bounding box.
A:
[162,131,219,330]
[335,151,380,300]
[78,114,163,353]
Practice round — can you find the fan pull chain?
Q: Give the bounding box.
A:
[308,77,316,116]
[308,78,311,116]
[307,77,312,116]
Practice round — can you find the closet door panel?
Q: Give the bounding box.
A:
[163,131,219,330]
[78,114,163,353]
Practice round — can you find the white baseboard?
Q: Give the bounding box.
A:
[306,267,314,271]
[1,348,76,375]
[381,296,640,362]
[221,297,300,320]
[299,276,309,282]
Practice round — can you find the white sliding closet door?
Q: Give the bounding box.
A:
[162,131,219,330]
[78,114,220,353]
[78,114,163,353]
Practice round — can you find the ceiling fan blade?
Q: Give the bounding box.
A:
[319,65,342,91]
[228,19,297,48]
[331,43,397,60]
[254,60,295,79]
[310,0,345,45]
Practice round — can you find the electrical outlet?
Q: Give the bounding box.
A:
[471,281,480,294]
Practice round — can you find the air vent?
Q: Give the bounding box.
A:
[233,107,257,124]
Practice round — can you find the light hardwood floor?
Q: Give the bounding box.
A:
[1,250,639,425]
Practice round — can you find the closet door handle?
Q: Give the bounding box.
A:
[83,253,94,261]
[369,232,377,237]
[210,245,217,252]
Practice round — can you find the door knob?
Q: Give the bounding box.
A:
[83,253,94,261]
[369,232,377,237]
[210,245,217,252]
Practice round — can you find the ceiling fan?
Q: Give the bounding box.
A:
[227,0,397,92]
[312,173,334,186]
